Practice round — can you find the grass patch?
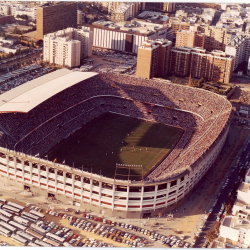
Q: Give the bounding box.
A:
[45,113,183,180]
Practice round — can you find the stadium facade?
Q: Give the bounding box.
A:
[0,69,232,218]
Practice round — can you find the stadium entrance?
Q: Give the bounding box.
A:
[143,212,151,218]
[24,185,30,191]
[48,193,55,198]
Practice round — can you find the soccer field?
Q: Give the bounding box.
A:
[45,113,183,180]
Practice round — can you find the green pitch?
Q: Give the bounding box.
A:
[45,113,183,180]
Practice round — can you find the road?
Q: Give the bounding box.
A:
[194,131,250,248]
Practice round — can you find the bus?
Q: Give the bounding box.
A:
[34,239,52,247]
[30,210,45,220]
[11,234,28,246]
[13,216,30,227]
[9,221,27,231]
[0,214,10,223]
[43,237,60,247]
[16,230,35,243]
[0,198,7,205]
[2,205,20,215]
[26,228,43,240]
[0,221,17,234]
[30,224,46,236]
[0,225,11,237]
[7,202,24,211]
[0,208,13,219]
[46,232,65,244]
[21,212,39,223]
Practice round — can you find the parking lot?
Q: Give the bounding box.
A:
[79,49,137,75]
[0,64,53,94]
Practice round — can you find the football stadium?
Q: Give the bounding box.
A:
[0,68,232,218]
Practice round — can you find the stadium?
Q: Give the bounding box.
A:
[0,68,232,218]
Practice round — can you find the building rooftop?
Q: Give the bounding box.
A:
[238,182,250,193]
[113,3,130,14]
[222,216,250,230]
[90,19,165,35]
[0,69,98,113]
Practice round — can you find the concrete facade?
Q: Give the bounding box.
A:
[0,122,229,218]
[43,27,93,67]
[36,2,77,39]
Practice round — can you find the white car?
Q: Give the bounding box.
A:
[26,203,31,208]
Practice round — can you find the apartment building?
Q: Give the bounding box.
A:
[170,47,234,83]
[225,34,250,71]
[206,50,234,84]
[136,40,159,79]
[111,3,131,22]
[212,171,250,249]
[0,15,12,25]
[43,27,93,67]
[37,2,77,39]
[196,25,232,51]
[170,46,191,77]
[189,47,207,79]
[156,39,172,77]
[162,2,176,12]
[218,216,250,248]
[176,30,205,48]
[171,20,191,35]
[136,38,172,79]
[101,2,145,15]
[77,10,84,26]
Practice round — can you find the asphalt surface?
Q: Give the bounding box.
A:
[0,51,42,74]
[194,134,250,248]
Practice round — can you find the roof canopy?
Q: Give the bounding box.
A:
[0,69,98,113]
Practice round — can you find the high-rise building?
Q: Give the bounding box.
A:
[102,2,145,14]
[175,30,205,48]
[163,2,176,12]
[136,39,172,79]
[206,50,234,84]
[77,10,84,26]
[43,27,93,68]
[136,40,159,79]
[111,3,131,22]
[170,46,234,83]
[225,34,250,71]
[189,47,208,79]
[170,46,191,76]
[195,25,232,52]
[155,39,172,77]
[36,2,77,39]
[171,20,190,35]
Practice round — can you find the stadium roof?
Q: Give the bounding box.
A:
[0,68,98,113]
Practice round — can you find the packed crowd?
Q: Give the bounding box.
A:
[0,73,232,181]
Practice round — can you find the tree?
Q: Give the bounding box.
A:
[214,222,221,234]
[206,230,216,243]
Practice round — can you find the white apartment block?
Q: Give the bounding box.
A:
[0,3,36,20]
[43,27,93,68]
[237,182,250,204]
[225,35,249,71]
[218,216,250,248]
[111,3,131,22]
